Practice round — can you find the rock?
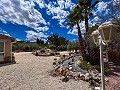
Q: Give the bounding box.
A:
[85,73,90,81]
[68,60,74,65]
[33,49,55,56]
[69,67,72,70]
[72,63,88,74]
[93,76,101,83]
[80,74,85,81]
[89,69,99,77]
[105,77,109,82]
[51,53,102,84]
[62,76,69,82]
[59,68,68,76]
[62,59,72,68]
[80,73,85,77]
[76,60,82,66]
[49,70,59,77]
[54,65,60,70]
[95,87,101,90]
[71,72,80,77]
[54,58,57,61]
[53,62,56,65]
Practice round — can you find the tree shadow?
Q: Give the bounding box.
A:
[0,61,17,67]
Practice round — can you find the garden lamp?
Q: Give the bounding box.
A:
[91,21,119,90]
[91,30,99,45]
[98,22,119,45]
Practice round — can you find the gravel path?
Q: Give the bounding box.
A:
[0,52,92,90]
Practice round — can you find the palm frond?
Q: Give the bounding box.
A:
[88,0,99,10]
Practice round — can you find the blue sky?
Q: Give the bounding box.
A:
[0,0,117,41]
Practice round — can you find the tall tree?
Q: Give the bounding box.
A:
[36,38,40,44]
[47,33,68,48]
[78,0,99,55]
[47,34,59,47]
[67,5,86,60]
[36,38,44,46]
[79,0,99,32]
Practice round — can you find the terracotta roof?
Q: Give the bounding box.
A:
[0,34,15,42]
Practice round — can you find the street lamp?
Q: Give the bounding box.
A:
[91,22,119,90]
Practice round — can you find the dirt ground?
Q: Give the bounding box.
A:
[0,52,92,90]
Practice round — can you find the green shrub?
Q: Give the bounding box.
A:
[48,44,56,50]
[57,45,67,51]
[80,58,92,70]
[86,47,100,65]
[93,65,111,74]
[67,41,80,51]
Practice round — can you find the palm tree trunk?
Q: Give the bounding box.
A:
[85,10,90,55]
[85,11,89,33]
[77,22,86,60]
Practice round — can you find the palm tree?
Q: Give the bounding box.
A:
[79,0,99,32]
[67,5,86,60]
[78,0,99,55]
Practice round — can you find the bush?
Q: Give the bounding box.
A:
[12,41,39,52]
[86,47,100,65]
[67,41,80,51]
[47,44,56,50]
[57,45,67,51]
[80,58,92,70]
[93,65,111,75]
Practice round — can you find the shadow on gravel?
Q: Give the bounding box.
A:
[105,61,120,76]
[0,62,17,67]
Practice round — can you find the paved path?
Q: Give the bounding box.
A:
[0,52,92,90]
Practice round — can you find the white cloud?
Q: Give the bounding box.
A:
[0,27,10,36]
[96,1,108,12]
[25,30,48,41]
[16,38,21,41]
[34,26,49,32]
[0,0,48,31]
[46,0,75,27]
[57,0,75,10]
[33,0,45,9]
[67,28,77,35]
[92,1,112,23]
[67,21,86,35]
[91,16,102,25]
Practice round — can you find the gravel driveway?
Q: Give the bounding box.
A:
[0,52,92,90]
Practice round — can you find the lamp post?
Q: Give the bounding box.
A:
[91,30,105,90]
[91,22,119,90]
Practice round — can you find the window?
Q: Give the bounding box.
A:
[0,42,4,61]
[0,42,4,52]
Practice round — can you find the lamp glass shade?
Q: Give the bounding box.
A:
[99,27,111,43]
[98,22,119,44]
[93,34,99,45]
[91,30,99,45]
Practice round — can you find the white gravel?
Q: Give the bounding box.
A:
[0,52,92,90]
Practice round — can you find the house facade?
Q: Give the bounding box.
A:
[0,34,15,63]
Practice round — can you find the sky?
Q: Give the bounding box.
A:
[0,0,118,41]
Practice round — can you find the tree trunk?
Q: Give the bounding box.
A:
[85,10,90,55]
[85,12,89,33]
[77,22,86,60]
